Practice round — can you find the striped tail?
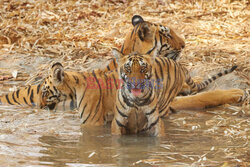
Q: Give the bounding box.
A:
[186,66,237,94]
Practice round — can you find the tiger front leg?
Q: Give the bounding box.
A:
[111,106,129,135]
[143,107,165,137]
[111,116,128,135]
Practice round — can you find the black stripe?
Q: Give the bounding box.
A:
[5,94,14,105]
[30,89,35,106]
[134,24,140,36]
[208,79,212,83]
[160,34,162,45]
[148,117,159,130]
[160,108,170,118]
[81,73,87,81]
[12,92,20,105]
[212,76,216,80]
[70,100,75,110]
[146,37,157,54]
[136,90,154,106]
[16,90,20,98]
[154,67,160,82]
[115,119,127,128]
[159,61,177,114]
[73,75,79,84]
[37,84,41,94]
[130,27,135,38]
[146,107,156,115]
[112,59,117,68]
[116,106,128,118]
[159,57,165,65]
[64,82,75,103]
[91,71,102,122]
[107,65,110,71]
[27,86,31,95]
[118,93,126,109]
[218,72,222,77]
[186,76,191,84]
[53,86,58,93]
[82,109,91,124]
[78,89,87,108]
[155,58,164,79]
[69,94,74,109]
[80,104,87,118]
[121,44,124,54]
[112,74,118,89]
[48,88,53,94]
[23,97,28,105]
[121,88,134,108]
[143,117,160,131]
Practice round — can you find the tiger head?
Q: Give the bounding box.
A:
[41,62,73,110]
[122,15,185,60]
[113,49,154,101]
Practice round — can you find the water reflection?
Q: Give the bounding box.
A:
[38,125,163,166]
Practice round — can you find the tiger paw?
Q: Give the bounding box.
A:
[238,89,249,103]
[222,89,248,104]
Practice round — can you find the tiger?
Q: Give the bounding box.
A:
[41,50,240,127]
[0,82,57,110]
[98,15,185,73]
[110,49,242,136]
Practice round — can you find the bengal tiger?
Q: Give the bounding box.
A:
[110,50,243,136]
[41,50,241,127]
[0,83,57,110]
[99,15,185,73]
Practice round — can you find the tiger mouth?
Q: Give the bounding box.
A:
[131,88,142,97]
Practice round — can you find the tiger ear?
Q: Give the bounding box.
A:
[159,25,171,38]
[51,62,64,86]
[132,15,144,26]
[112,48,123,65]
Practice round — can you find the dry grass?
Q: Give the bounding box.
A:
[0,1,249,166]
[0,0,249,86]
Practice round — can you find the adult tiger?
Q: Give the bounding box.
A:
[0,82,57,110]
[41,53,241,126]
[110,50,242,136]
[98,15,185,73]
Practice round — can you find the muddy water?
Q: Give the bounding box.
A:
[0,93,248,167]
